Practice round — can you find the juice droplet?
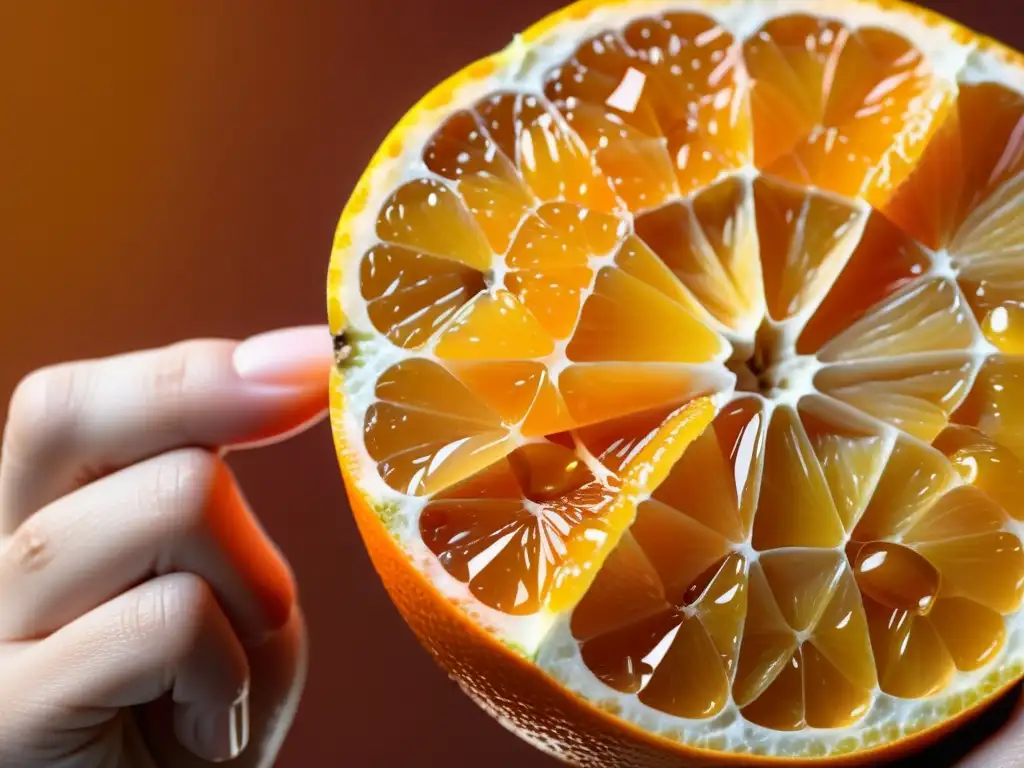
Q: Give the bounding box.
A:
[854,542,940,615]
[935,425,1024,520]
[982,302,1024,354]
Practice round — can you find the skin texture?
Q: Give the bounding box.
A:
[0,325,332,767]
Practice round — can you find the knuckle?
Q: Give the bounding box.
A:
[122,573,216,661]
[148,342,194,402]
[4,364,85,461]
[146,341,228,444]
[148,340,222,401]
[4,515,53,575]
[151,448,226,537]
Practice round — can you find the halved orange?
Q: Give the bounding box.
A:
[327,0,1024,763]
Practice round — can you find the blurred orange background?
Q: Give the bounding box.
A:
[1,1,1021,765]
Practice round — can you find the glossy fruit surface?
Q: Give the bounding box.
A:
[328,1,1024,762]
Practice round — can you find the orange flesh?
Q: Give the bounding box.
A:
[345,6,1024,738]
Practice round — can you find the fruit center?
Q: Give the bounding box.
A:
[728,322,817,400]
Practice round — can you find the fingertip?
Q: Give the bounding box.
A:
[232,325,334,390]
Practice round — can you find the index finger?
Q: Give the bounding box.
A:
[0,325,332,533]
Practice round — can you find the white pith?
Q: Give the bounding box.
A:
[328,0,1024,757]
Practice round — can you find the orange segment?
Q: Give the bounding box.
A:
[569,530,667,643]
[691,177,762,325]
[360,244,487,348]
[815,355,978,442]
[752,406,845,550]
[852,437,956,542]
[954,356,1024,461]
[933,425,1024,521]
[420,451,616,615]
[376,178,494,270]
[634,176,761,331]
[853,542,940,615]
[733,563,797,708]
[760,549,844,633]
[415,431,711,615]
[549,13,752,204]
[507,442,594,502]
[446,360,550,427]
[799,397,889,532]
[612,234,697,309]
[884,82,1024,252]
[798,211,932,355]
[424,108,535,252]
[577,608,680,694]
[558,362,728,428]
[636,616,731,718]
[817,279,977,362]
[914,533,1024,615]
[435,290,555,360]
[621,14,752,195]
[572,546,747,718]
[810,566,877,692]
[538,202,627,255]
[629,499,730,605]
[475,92,621,213]
[695,554,749,679]
[365,359,512,496]
[741,649,805,731]
[953,172,1024,267]
[453,172,534,255]
[370,422,511,497]
[754,175,865,321]
[745,17,950,204]
[567,268,725,363]
[506,267,593,340]
[505,210,587,270]
[649,397,765,543]
[802,643,873,729]
[928,597,1006,671]
[903,486,1008,544]
[864,596,956,699]
[980,301,1024,354]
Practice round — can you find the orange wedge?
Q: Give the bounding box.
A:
[327,1,1024,763]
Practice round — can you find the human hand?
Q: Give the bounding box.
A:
[0,326,332,767]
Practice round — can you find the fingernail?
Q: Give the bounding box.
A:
[233,325,333,388]
[196,694,250,762]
